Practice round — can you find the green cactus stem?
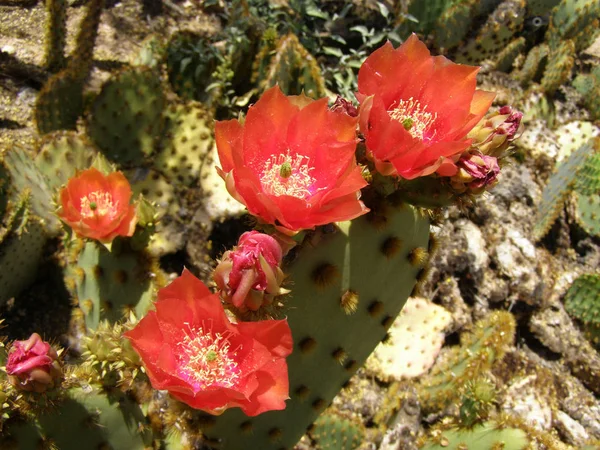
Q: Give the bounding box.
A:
[203,200,430,449]
[44,0,68,72]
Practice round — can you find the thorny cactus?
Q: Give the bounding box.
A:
[5,0,600,448]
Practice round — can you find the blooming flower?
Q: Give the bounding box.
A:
[124,269,293,416]
[6,333,62,392]
[215,86,369,233]
[214,231,286,312]
[356,34,496,179]
[58,168,137,243]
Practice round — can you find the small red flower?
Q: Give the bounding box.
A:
[6,333,62,392]
[214,231,285,312]
[215,86,369,233]
[124,269,293,416]
[357,34,495,179]
[58,168,137,243]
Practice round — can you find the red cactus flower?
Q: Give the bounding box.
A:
[357,34,495,179]
[215,86,369,234]
[124,269,293,416]
[6,333,62,392]
[214,231,285,312]
[58,168,137,243]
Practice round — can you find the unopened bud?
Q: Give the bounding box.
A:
[330,96,358,117]
[6,333,62,393]
[450,152,500,195]
[468,106,524,157]
[213,231,286,312]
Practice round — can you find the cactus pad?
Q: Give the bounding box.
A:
[371,297,452,379]
[310,409,365,450]
[540,39,575,94]
[154,101,214,187]
[35,69,85,135]
[204,202,430,449]
[564,274,600,326]
[86,68,165,165]
[417,311,516,412]
[533,140,593,240]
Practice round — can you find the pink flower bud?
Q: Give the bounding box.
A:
[214,231,286,312]
[6,333,62,392]
[451,152,500,195]
[330,95,358,117]
[468,106,524,157]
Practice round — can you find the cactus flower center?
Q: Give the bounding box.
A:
[388,97,437,141]
[177,325,241,392]
[80,191,118,219]
[261,152,316,199]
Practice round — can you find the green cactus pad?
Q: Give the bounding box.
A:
[310,409,365,450]
[4,388,152,450]
[402,0,456,35]
[86,68,166,165]
[433,0,478,51]
[533,140,593,241]
[418,420,529,450]
[3,146,61,234]
[546,0,600,51]
[515,44,549,86]
[540,39,575,94]
[154,101,214,187]
[528,0,561,16]
[129,168,180,218]
[564,273,600,326]
[35,69,85,135]
[0,217,46,304]
[417,311,516,412]
[493,36,526,72]
[204,202,430,449]
[44,0,67,72]
[65,240,158,330]
[575,152,600,195]
[35,131,98,190]
[255,33,326,99]
[555,122,599,164]
[455,0,526,65]
[575,192,600,236]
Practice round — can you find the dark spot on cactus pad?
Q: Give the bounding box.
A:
[381,236,402,259]
[341,379,352,389]
[93,265,104,279]
[381,315,394,329]
[408,247,429,268]
[114,269,128,284]
[198,415,216,429]
[381,332,392,344]
[240,421,253,433]
[268,428,282,442]
[311,262,339,288]
[102,299,113,313]
[312,398,326,411]
[340,290,359,315]
[344,360,358,372]
[368,300,384,317]
[295,385,310,399]
[299,337,317,354]
[332,347,347,364]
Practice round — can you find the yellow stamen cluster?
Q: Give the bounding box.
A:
[177,324,240,390]
[388,97,437,141]
[80,191,118,219]
[261,151,316,199]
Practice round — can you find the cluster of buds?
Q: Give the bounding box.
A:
[214,231,287,312]
[450,106,523,195]
[5,333,62,393]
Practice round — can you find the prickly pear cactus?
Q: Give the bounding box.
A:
[203,202,430,449]
[2,388,152,450]
[533,139,595,240]
[417,311,516,412]
[65,240,159,330]
[564,273,600,329]
[86,68,166,165]
[310,408,365,450]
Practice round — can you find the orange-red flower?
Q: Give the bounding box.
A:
[215,86,368,233]
[124,269,293,416]
[357,34,495,179]
[58,168,137,243]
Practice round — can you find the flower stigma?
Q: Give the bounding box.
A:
[177,323,241,392]
[388,98,437,140]
[80,191,118,219]
[261,151,316,199]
